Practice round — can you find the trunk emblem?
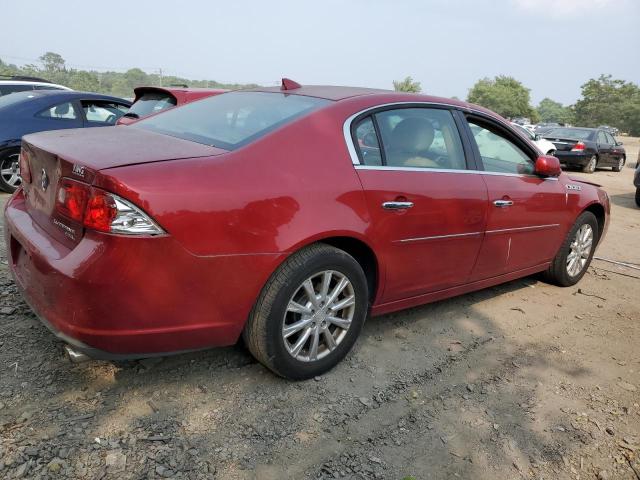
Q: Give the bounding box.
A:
[41,169,49,191]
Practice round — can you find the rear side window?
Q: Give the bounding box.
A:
[82,101,129,124]
[129,92,177,117]
[355,107,466,170]
[133,92,330,150]
[37,102,78,120]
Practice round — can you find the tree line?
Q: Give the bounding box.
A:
[0,52,257,98]
[393,74,640,136]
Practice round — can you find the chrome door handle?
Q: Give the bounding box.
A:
[382,201,414,210]
[493,200,514,208]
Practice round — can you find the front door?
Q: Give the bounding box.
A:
[350,106,488,303]
[464,117,569,281]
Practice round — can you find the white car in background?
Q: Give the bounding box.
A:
[0,75,71,97]
[511,122,557,155]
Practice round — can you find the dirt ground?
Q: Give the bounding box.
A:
[0,139,638,480]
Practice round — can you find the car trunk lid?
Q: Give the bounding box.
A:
[544,136,582,152]
[20,127,226,249]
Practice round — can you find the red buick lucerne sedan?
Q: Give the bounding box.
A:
[5,80,609,379]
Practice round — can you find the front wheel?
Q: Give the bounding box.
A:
[582,155,597,174]
[0,150,22,193]
[243,243,369,380]
[612,156,625,172]
[544,211,599,287]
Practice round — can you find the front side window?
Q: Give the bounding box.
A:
[133,91,330,150]
[372,108,466,170]
[82,101,129,124]
[469,121,534,174]
[605,132,616,145]
[37,102,78,120]
[597,131,608,144]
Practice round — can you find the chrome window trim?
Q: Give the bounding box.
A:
[343,102,558,181]
[353,164,559,181]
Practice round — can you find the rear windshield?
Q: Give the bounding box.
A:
[129,92,177,117]
[544,128,595,141]
[132,91,330,150]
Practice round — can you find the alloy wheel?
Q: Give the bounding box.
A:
[1,153,22,188]
[566,224,593,277]
[617,158,624,171]
[282,270,355,362]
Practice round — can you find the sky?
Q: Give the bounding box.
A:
[1,0,638,105]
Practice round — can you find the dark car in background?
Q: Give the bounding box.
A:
[116,86,226,125]
[635,150,640,207]
[0,75,71,97]
[0,90,130,192]
[534,122,561,135]
[542,127,626,173]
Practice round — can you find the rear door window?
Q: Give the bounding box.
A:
[352,116,382,166]
[374,108,466,170]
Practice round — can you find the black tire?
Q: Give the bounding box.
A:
[243,243,369,380]
[0,149,22,193]
[544,211,599,287]
[635,188,640,208]
[612,156,625,172]
[582,155,597,174]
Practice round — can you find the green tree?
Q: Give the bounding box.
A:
[574,74,640,135]
[467,76,536,120]
[537,98,574,124]
[39,52,66,73]
[68,70,100,92]
[393,76,422,93]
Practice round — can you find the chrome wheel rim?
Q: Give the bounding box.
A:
[567,224,593,277]
[282,270,355,362]
[1,153,22,188]
[588,156,597,172]
[618,158,624,170]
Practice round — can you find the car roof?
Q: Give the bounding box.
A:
[0,80,71,89]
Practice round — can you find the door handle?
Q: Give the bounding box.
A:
[493,199,513,208]
[382,201,414,210]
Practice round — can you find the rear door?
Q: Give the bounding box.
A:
[463,116,569,280]
[350,106,488,302]
[596,130,611,164]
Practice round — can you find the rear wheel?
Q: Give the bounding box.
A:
[0,149,22,193]
[243,243,369,380]
[612,156,625,172]
[544,211,598,287]
[582,155,598,174]
[635,188,640,207]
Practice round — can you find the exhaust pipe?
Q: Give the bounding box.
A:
[64,345,89,363]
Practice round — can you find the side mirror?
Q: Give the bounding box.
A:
[535,155,561,177]
[616,141,623,146]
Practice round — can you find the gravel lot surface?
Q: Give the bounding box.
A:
[0,138,638,480]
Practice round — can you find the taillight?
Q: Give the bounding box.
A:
[56,178,89,221]
[571,142,585,151]
[55,178,164,236]
[19,150,31,184]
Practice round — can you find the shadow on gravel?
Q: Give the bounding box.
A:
[609,192,638,210]
[0,274,596,479]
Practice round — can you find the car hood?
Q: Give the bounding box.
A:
[22,126,226,170]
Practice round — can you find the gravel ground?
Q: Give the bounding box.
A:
[0,138,638,480]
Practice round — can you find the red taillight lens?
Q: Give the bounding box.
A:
[56,179,89,221]
[571,142,585,151]
[83,191,117,232]
[19,150,31,184]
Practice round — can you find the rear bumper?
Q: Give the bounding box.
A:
[554,151,590,166]
[4,189,285,358]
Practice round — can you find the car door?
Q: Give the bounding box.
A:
[605,132,622,166]
[350,106,489,303]
[463,115,569,280]
[596,130,611,164]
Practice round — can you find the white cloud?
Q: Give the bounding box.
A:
[512,0,621,16]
